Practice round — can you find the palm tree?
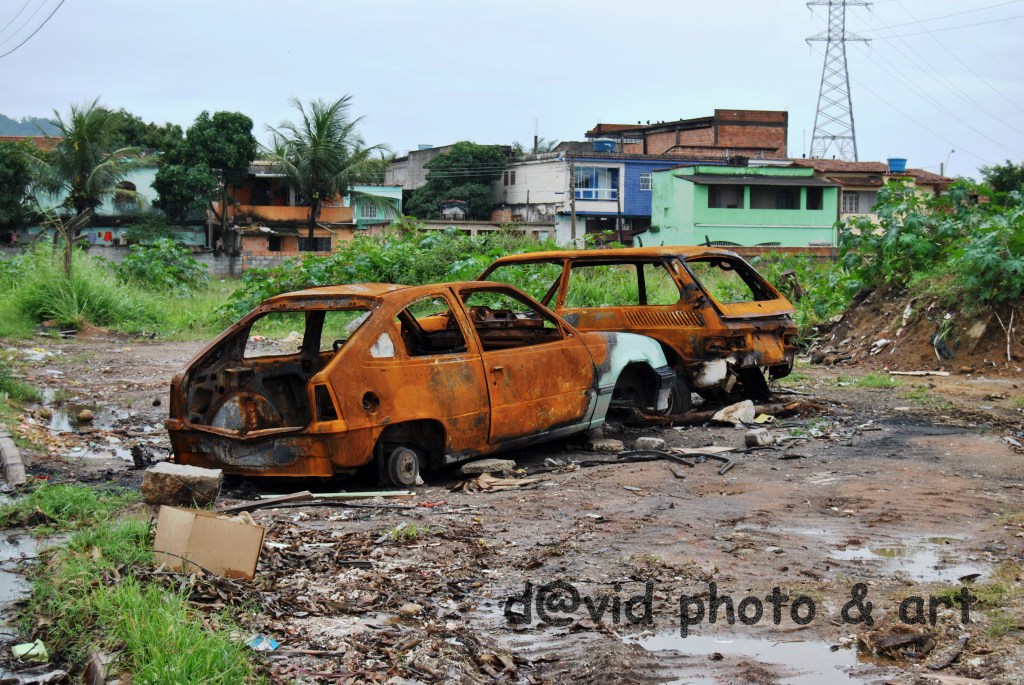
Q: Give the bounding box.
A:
[267,96,389,249]
[29,98,146,275]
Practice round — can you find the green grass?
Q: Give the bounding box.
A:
[0,366,40,403]
[387,522,430,542]
[0,483,138,531]
[1012,396,1024,410]
[13,485,265,682]
[855,372,901,389]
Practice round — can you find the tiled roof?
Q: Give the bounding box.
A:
[0,135,59,151]
[791,159,953,185]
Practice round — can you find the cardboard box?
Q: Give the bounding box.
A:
[153,506,265,580]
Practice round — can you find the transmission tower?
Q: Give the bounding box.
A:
[807,0,870,161]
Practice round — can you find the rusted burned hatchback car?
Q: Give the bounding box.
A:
[479,247,798,412]
[166,282,673,484]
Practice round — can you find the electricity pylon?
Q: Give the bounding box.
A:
[807,0,870,161]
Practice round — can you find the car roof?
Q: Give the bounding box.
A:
[486,246,742,264]
[262,281,531,305]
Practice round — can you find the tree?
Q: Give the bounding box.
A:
[153,111,256,244]
[27,99,148,276]
[0,140,33,236]
[980,160,1024,196]
[512,137,560,156]
[29,98,146,218]
[405,142,507,220]
[267,96,389,248]
[107,108,184,153]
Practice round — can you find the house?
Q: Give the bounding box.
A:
[650,166,840,247]
[221,162,402,257]
[384,143,513,198]
[585,110,788,159]
[789,158,952,223]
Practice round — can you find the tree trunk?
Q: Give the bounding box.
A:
[306,197,321,250]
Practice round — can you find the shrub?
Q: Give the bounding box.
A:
[116,238,209,295]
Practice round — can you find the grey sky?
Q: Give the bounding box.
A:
[1,0,1022,177]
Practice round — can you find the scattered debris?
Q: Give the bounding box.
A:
[0,667,68,684]
[0,429,26,486]
[217,491,315,514]
[141,462,223,507]
[246,635,280,652]
[889,370,952,377]
[10,640,48,663]
[450,473,545,493]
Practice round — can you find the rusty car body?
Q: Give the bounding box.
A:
[166,281,673,483]
[478,247,798,413]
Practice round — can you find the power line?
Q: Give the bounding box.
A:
[855,0,1024,34]
[0,0,45,48]
[0,0,32,39]
[0,0,63,59]
[863,12,1024,38]
[888,0,1024,116]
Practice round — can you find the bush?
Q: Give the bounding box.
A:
[839,179,1024,307]
[116,238,209,295]
[748,253,861,331]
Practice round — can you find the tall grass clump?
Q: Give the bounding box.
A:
[9,245,160,330]
[748,253,861,332]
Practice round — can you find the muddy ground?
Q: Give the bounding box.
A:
[4,335,1024,685]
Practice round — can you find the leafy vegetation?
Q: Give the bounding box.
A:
[221,224,558,318]
[405,142,508,220]
[855,372,899,389]
[981,159,1024,196]
[116,238,210,295]
[840,179,1024,308]
[0,140,34,234]
[748,253,861,332]
[153,110,257,237]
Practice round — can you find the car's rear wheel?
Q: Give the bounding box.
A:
[386,445,420,487]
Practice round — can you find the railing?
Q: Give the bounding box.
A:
[574,188,618,201]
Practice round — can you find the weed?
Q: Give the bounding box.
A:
[0,367,39,403]
[387,522,430,542]
[856,372,900,389]
[1012,396,1024,410]
[0,483,138,531]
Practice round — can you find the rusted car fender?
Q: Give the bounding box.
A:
[581,331,675,426]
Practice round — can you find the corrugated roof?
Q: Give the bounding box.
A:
[675,174,838,187]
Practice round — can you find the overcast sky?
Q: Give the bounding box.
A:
[1,0,1022,178]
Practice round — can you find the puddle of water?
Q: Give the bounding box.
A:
[48,403,129,434]
[631,632,880,685]
[830,536,984,582]
[0,533,58,641]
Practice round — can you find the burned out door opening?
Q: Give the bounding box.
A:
[183,308,370,436]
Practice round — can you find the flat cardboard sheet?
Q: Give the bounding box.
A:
[153,506,265,580]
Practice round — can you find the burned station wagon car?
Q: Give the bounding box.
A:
[166,282,673,484]
[478,247,798,413]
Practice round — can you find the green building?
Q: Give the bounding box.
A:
[650,166,839,247]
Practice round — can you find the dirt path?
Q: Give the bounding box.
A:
[4,337,1023,684]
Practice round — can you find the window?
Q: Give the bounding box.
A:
[575,166,619,200]
[806,187,823,210]
[394,296,467,358]
[842,191,860,214]
[359,202,379,219]
[268,236,282,252]
[482,262,563,305]
[460,288,560,351]
[749,186,797,210]
[564,262,680,308]
[503,170,516,186]
[685,257,776,304]
[639,173,652,191]
[298,237,332,252]
[243,308,370,359]
[708,185,744,209]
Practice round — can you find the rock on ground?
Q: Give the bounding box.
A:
[587,438,625,453]
[459,458,516,476]
[141,462,223,507]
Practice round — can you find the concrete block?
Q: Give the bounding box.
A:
[586,438,624,453]
[142,462,223,507]
[459,458,516,475]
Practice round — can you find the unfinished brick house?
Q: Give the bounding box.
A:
[585,109,788,160]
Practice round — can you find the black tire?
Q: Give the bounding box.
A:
[386,446,420,487]
[664,376,693,415]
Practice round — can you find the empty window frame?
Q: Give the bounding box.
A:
[708,185,744,209]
